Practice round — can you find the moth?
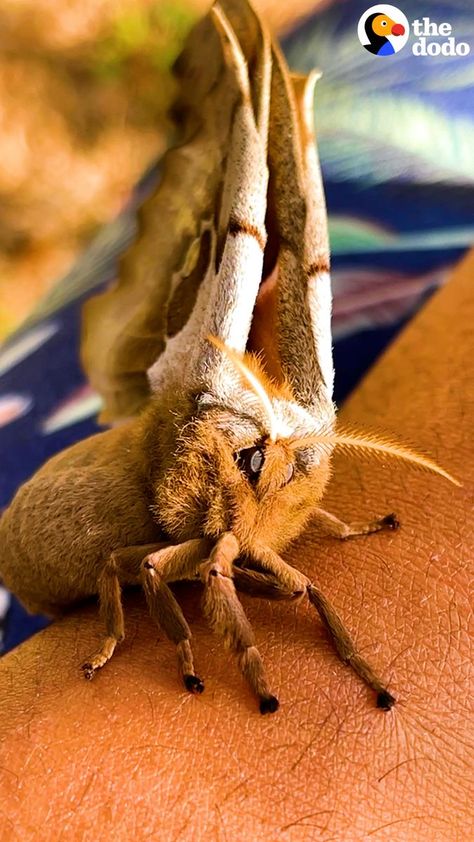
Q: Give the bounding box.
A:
[0,0,458,714]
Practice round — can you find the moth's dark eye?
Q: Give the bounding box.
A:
[235,446,265,482]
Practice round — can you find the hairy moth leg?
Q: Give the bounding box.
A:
[307,584,396,710]
[250,545,309,595]
[82,542,167,679]
[241,549,394,709]
[141,539,211,694]
[200,533,278,714]
[233,565,301,600]
[314,508,400,540]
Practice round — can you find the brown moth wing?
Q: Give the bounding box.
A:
[145,5,271,406]
[81,0,334,430]
[80,0,268,424]
[265,46,334,420]
[180,7,271,397]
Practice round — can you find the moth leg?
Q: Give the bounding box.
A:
[314,507,400,540]
[141,539,211,694]
[233,565,303,601]
[233,562,395,710]
[200,533,279,715]
[249,545,309,595]
[82,542,167,679]
[307,583,396,710]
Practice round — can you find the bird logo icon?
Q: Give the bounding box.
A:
[358,5,409,56]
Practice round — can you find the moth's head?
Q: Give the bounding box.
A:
[154,339,459,553]
[154,340,335,551]
[152,337,459,548]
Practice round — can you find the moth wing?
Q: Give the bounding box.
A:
[80,0,265,423]
[147,2,271,407]
[268,48,334,421]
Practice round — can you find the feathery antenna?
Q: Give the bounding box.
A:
[290,428,461,486]
[206,335,459,487]
[207,335,279,441]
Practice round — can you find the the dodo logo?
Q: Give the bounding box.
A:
[358,5,409,56]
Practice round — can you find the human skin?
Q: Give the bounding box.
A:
[0,251,473,841]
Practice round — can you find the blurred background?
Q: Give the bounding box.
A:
[0,0,325,339]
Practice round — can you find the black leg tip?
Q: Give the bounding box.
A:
[184,674,205,694]
[381,513,400,531]
[81,663,95,681]
[259,695,279,715]
[377,690,396,710]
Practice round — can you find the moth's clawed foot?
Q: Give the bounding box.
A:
[81,658,108,680]
[379,513,400,531]
[259,694,279,715]
[184,673,205,694]
[376,689,396,710]
[81,662,96,680]
[81,636,118,679]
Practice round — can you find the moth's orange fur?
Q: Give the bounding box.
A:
[152,407,332,555]
[242,351,295,402]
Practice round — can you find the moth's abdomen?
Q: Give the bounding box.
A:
[0,465,161,615]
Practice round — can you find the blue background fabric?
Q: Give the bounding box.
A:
[0,0,473,652]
